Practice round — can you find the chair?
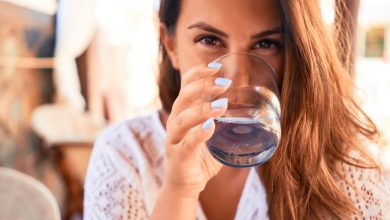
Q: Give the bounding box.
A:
[31,104,103,219]
[0,167,61,220]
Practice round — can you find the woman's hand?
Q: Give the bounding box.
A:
[163,63,231,197]
[151,63,231,220]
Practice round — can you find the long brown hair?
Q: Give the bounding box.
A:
[158,0,379,219]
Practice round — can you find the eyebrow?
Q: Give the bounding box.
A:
[188,22,228,37]
[251,27,282,39]
[187,21,282,39]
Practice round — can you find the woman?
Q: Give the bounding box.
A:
[84,0,390,219]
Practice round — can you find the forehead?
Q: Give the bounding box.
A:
[177,0,281,31]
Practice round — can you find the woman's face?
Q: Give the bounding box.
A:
[163,0,283,77]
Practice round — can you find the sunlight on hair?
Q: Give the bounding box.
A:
[320,0,335,25]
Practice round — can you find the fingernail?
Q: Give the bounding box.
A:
[214,78,232,87]
[211,98,228,109]
[208,61,222,69]
[203,118,214,130]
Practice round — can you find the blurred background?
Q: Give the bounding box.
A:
[0,0,389,219]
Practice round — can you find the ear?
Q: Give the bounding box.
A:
[159,23,179,69]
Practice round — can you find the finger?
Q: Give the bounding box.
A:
[181,63,221,87]
[170,76,231,118]
[174,118,216,159]
[167,97,228,145]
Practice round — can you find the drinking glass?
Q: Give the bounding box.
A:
[206,53,281,167]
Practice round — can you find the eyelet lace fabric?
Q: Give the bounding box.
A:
[335,160,390,219]
[84,111,390,219]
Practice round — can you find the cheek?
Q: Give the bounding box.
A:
[175,35,221,74]
[175,36,200,73]
[273,56,283,79]
[274,56,284,91]
[177,49,201,73]
[262,54,283,84]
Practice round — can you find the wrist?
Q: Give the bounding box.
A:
[160,183,201,200]
[151,183,199,220]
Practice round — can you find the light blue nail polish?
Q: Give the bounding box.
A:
[203,118,214,130]
[208,61,222,69]
[211,98,228,109]
[214,78,232,87]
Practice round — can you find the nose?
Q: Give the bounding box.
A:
[220,54,252,87]
[214,53,278,92]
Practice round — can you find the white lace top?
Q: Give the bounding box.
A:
[84,110,390,219]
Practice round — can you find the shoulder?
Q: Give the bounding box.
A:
[83,113,161,219]
[84,111,166,218]
[87,110,166,177]
[95,112,158,146]
[93,111,164,157]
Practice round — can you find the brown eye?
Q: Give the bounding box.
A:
[196,36,223,47]
[253,39,282,50]
[259,41,271,49]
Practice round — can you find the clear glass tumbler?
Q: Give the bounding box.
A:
[206,53,281,167]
